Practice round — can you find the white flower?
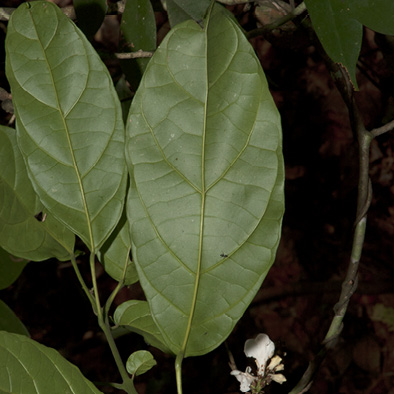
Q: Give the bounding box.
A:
[244,333,275,375]
[230,366,255,392]
[231,333,287,393]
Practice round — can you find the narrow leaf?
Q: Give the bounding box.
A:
[120,0,156,87]
[305,0,362,88]
[0,331,102,393]
[5,1,127,251]
[0,125,74,261]
[126,350,156,376]
[114,300,172,354]
[126,4,284,357]
[0,247,27,290]
[0,300,29,337]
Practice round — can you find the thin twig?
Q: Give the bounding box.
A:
[0,7,13,21]
[216,0,254,5]
[115,50,154,59]
[289,23,374,394]
[371,118,394,137]
[247,2,307,40]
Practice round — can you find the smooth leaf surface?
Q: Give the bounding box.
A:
[0,331,102,393]
[166,0,211,27]
[0,300,29,337]
[5,1,127,251]
[0,247,27,290]
[74,0,107,39]
[0,125,74,261]
[126,5,284,357]
[114,300,172,354]
[126,350,156,376]
[97,211,138,285]
[305,0,362,88]
[120,0,156,87]
[347,0,394,35]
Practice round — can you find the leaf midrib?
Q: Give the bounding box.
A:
[28,8,95,251]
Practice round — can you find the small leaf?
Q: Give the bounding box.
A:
[97,211,139,285]
[0,125,74,261]
[0,247,27,290]
[305,0,362,88]
[0,300,29,337]
[114,300,172,354]
[126,350,156,376]
[0,331,102,393]
[5,1,127,252]
[74,0,107,39]
[126,4,284,357]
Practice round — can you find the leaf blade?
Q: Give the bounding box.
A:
[305,0,362,88]
[5,1,127,251]
[0,331,102,393]
[0,125,74,261]
[126,5,284,357]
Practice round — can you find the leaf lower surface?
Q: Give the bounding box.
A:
[0,331,102,393]
[126,5,284,357]
[0,125,74,261]
[5,1,127,251]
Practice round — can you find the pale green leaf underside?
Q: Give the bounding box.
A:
[126,350,156,376]
[126,5,284,357]
[5,2,126,251]
[0,331,102,393]
[0,126,74,261]
[114,300,172,354]
[97,211,138,285]
[305,0,362,88]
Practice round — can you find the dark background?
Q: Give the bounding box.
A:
[1,1,394,393]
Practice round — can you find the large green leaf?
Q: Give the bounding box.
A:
[347,0,394,35]
[305,0,362,88]
[0,126,74,261]
[0,247,27,290]
[126,5,284,357]
[5,1,127,251]
[0,301,29,337]
[0,331,102,393]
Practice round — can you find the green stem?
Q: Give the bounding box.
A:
[175,353,184,394]
[289,34,374,394]
[81,250,136,393]
[89,251,102,319]
[98,317,137,394]
[69,253,97,314]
